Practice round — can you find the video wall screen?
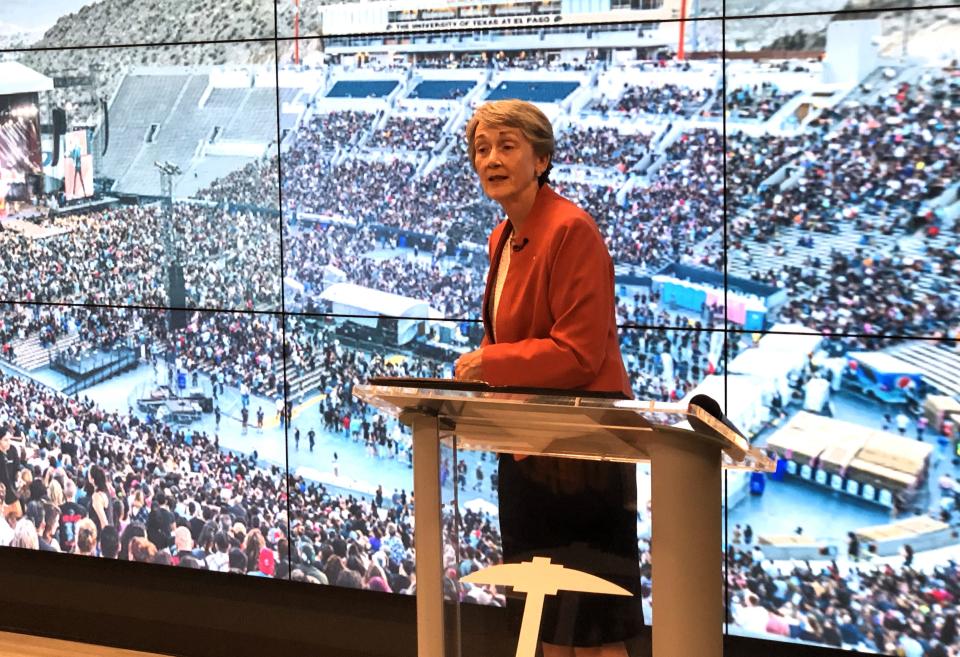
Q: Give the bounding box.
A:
[282,24,725,329]
[0,0,275,50]
[723,10,960,341]
[722,330,960,653]
[62,129,92,200]
[717,0,960,20]
[0,41,282,312]
[1,1,959,656]
[0,92,41,204]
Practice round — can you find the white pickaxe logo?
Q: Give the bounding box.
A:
[463,556,633,657]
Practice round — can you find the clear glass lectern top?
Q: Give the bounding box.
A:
[355,379,775,472]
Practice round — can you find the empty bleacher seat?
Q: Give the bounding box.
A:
[327,80,399,98]
[408,80,476,100]
[485,81,579,103]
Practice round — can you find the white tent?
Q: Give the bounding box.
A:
[0,62,54,95]
[319,282,433,345]
[283,276,305,295]
[320,265,347,287]
[757,324,823,372]
[728,348,795,400]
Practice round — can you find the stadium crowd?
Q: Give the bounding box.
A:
[196,155,281,210]
[286,223,485,318]
[0,203,280,311]
[709,82,799,121]
[729,70,960,336]
[591,83,712,118]
[281,111,725,279]
[728,543,960,655]
[288,111,376,155]
[368,116,447,152]
[0,368,504,603]
[554,125,653,171]
[0,304,139,368]
[591,127,724,271]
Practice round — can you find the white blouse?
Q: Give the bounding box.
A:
[491,235,512,342]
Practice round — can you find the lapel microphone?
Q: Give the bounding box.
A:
[511,237,529,252]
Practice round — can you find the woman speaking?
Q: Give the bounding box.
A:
[454,100,643,657]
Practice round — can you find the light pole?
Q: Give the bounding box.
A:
[153,160,187,330]
[901,0,913,59]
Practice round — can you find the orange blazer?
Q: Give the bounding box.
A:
[479,184,632,399]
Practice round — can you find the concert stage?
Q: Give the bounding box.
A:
[53,349,121,378]
[51,195,119,217]
[0,195,121,240]
[0,217,72,240]
[51,347,139,394]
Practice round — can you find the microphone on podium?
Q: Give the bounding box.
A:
[688,394,746,441]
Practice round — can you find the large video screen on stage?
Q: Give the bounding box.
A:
[62,130,94,200]
[1,3,959,657]
[0,93,41,202]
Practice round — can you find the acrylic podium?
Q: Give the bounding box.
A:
[354,379,774,657]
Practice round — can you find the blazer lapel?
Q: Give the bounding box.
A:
[482,223,513,344]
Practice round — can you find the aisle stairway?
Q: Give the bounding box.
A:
[727,222,950,299]
[186,354,324,402]
[8,332,82,372]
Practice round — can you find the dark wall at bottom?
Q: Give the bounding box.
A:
[0,546,848,657]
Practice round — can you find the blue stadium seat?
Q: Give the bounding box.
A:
[409,80,476,99]
[485,81,579,103]
[327,80,399,98]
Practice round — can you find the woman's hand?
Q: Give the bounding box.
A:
[454,349,484,381]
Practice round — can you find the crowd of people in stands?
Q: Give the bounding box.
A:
[591,83,712,118]
[724,130,822,212]
[286,223,485,318]
[0,304,138,369]
[554,125,652,171]
[289,111,375,155]
[0,303,285,402]
[369,116,447,152]
[0,203,280,311]
[0,368,504,603]
[593,127,724,271]
[196,155,281,209]
[282,128,495,247]
[708,82,799,121]
[746,243,958,341]
[281,108,724,276]
[728,542,960,655]
[728,69,960,337]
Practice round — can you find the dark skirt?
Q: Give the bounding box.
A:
[497,454,645,647]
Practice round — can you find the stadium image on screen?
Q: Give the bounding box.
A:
[0,0,959,655]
